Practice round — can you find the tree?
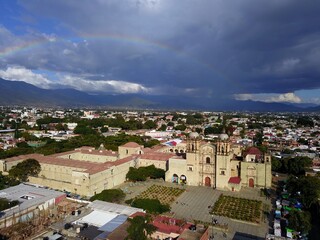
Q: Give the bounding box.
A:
[175,125,186,131]
[186,115,199,125]
[131,199,170,214]
[100,126,109,133]
[193,113,203,119]
[126,167,146,181]
[298,137,309,145]
[0,172,19,190]
[204,126,223,135]
[143,120,157,129]
[158,124,167,131]
[9,159,41,182]
[90,189,125,203]
[0,198,19,211]
[271,157,282,172]
[0,145,34,159]
[297,117,314,127]
[195,127,202,134]
[254,132,263,145]
[126,215,157,240]
[20,132,39,141]
[55,123,66,131]
[74,125,96,135]
[286,176,320,209]
[144,139,160,148]
[286,157,312,175]
[126,165,165,182]
[287,209,311,234]
[282,148,293,154]
[167,122,174,127]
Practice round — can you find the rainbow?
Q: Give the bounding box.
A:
[79,33,227,78]
[0,33,230,82]
[0,38,47,58]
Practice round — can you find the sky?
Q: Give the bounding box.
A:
[0,0,320,104]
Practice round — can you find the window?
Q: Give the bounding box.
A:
[188,166,193,171]
[220,170,225,175]
[206,157,211,164]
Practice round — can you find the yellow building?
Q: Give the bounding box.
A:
[0,135,271,197]
[0,143,173,197]
[165,132,272,191]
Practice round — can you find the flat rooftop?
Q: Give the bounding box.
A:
[0,184,65,219]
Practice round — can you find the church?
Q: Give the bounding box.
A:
[0,133,271,196]
[164,132,272,191]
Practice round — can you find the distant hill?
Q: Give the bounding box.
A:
[0,78,319,111]
[0,78,100,107]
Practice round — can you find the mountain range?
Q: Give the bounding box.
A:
[0,78,319,111]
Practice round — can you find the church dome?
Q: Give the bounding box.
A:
[189,132,199,139]
[219,133,229,141]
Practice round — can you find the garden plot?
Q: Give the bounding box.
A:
[211,194,262,223]
[135,185,185,205]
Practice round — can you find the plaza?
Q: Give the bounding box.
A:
[118,179,271,239]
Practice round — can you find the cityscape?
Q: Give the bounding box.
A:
[0,1,320,240]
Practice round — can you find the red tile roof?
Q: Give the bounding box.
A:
[121,142,141,148]
[50,147,118,158]
[129,212,146,218]
[2,153,136,175]
[139,153,175,161]
[245,147,262,156]
[1,154,43,163]
[152,216,192,234]
[228,177,241,184]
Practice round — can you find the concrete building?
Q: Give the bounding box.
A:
[0,184,65,229]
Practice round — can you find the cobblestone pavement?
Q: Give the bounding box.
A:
[116,180,271,239]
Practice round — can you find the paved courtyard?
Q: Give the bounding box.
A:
[117,180,271,240]
[171,186,270,239]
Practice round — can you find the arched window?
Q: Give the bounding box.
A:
[206,157,211,164]
[191,144,195,151]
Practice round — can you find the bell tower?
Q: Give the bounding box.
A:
[217,141,230,155]
[187,132,200,153]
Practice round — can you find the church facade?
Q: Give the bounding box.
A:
[164,132,272,191]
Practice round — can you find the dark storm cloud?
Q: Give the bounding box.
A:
[3,0,320,96]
